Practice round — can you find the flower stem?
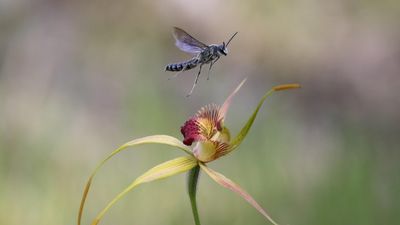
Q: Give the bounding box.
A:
[187,165,201,225]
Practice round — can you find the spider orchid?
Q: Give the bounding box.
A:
[77,79,300,225]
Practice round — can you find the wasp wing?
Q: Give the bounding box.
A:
[173,27,207,54]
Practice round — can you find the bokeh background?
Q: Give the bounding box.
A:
[1,0,399,225]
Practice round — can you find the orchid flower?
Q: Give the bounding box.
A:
[77,79,300,225]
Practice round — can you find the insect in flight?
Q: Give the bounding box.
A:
[165,27,238,97]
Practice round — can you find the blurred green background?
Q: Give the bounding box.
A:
[1,0,399,225]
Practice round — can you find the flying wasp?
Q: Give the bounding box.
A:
[165,27,238,96]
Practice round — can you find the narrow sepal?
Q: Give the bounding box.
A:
[200,164,280,225]
[91,156,198,225]
[219,78,247,121]
[78,135,193,225]
[230,84,300,151]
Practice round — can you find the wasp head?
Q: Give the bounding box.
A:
[218,43,228,56]
[218,31,238,56]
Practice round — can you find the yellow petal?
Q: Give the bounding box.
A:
[78,135,192,225]
[200,164,280,225]
[92,156,198,225]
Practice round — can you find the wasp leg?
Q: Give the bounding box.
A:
[187,64,203,97]
[207,56,220,80]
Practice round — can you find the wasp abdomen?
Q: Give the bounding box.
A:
[165,63,183,71]
[166,58,198,72]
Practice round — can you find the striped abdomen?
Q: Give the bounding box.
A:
[165,58,199,72]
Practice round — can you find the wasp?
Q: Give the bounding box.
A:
[166,27,238,96]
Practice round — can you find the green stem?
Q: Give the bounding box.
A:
[187,165,201,225]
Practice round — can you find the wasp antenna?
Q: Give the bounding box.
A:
[225,32,238,47]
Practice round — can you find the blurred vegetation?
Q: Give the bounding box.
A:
[1,0,399,225]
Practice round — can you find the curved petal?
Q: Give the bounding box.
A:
[229,83,300,151]
[200,164,280,225]
[78,135,193,225]
[120,135,193,155]
[91,156,198,225]
[219,78,247,121]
